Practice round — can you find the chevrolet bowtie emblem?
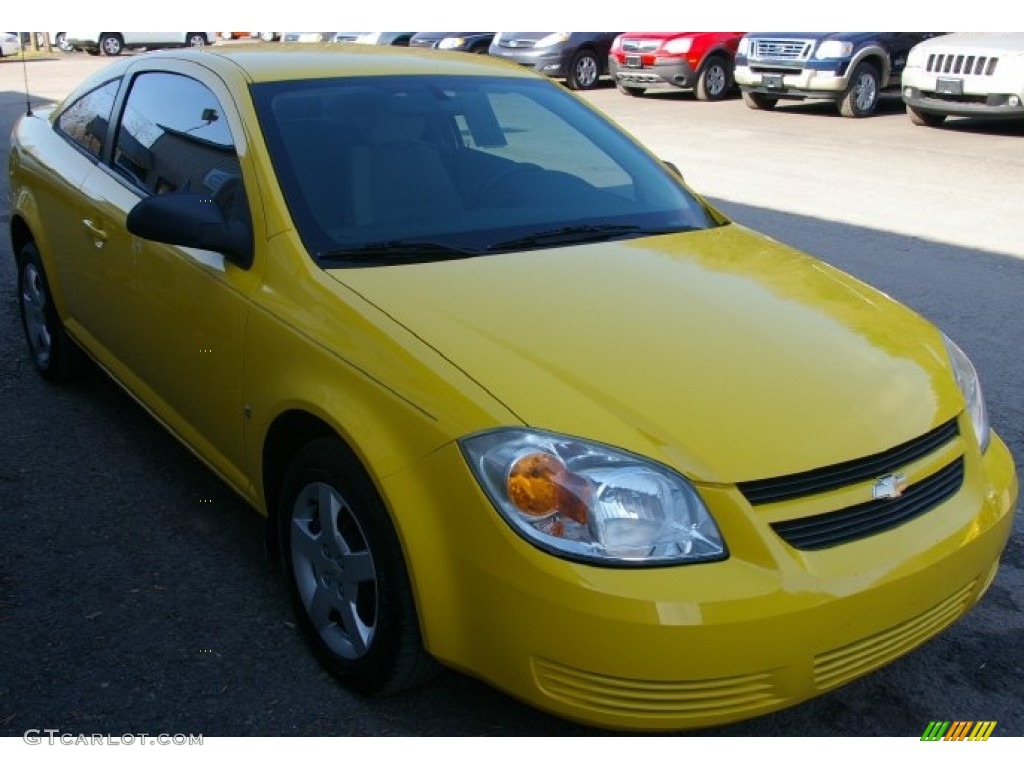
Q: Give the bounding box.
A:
[873,473,908,500]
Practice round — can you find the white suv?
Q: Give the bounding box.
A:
[66,32,216,56]
[902,32,1024,126]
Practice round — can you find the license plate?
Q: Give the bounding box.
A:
[625,54,641,69]
[936,77,963,96]
[761,73,784,89]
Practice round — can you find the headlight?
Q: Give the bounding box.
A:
[355,32,382,45]
[737,37,750,56]
[535,32,570,48]
[438,36,467,49]
[461,429,726,566]
[943,334,990,452]
[663,37,693,55]
[815,40,853,59]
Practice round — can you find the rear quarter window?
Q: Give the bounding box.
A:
[55,79,120,159]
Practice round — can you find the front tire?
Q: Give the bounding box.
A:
[742,90,778,110]
[279,438,436,696]
[695,56,731,101]
[186,33,208,48]
[616,82,646,97]
[99,34,123,56]
[839,62,880,117]
[566,49,601,90]
[907,105,947,127]
[16,242,86,381]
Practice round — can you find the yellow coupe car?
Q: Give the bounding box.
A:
[7,45,1017,731]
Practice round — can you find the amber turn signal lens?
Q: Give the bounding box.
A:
[507,452,589,524]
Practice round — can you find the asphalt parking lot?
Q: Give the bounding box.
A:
[1,49,1022,738]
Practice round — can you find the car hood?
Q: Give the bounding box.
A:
[913,32,1024,56]
[330,224,961,484]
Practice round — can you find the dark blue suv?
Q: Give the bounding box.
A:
[733,33,944,116]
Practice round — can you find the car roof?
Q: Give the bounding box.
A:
[147,44,533,83]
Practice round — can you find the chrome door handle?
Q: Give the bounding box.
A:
[82,218,108,248]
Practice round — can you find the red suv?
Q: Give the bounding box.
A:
[609,32,745,99]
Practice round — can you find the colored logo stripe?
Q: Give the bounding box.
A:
[920,720,996,741]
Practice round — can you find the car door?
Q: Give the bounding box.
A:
[38,77,124,334]
[76,63,262,493]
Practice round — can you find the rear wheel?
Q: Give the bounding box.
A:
[16,242,86,381]
[279,438,437,696]
[907,105,947,127]
[186,33,208,48]
[566,49,601,90]
[695,56,731,101]
[99,34,123,56]
[54,33,72,52]
[742,90,778,110]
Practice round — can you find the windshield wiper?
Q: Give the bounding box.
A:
[487,224,686,253]
[318,240,479,267]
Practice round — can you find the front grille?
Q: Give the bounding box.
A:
[751,39,813,61]
[771,457,964,550]
[814,580,976,689]
[621,39,659,53]
[739,418,959,505]
[926,53,999,76]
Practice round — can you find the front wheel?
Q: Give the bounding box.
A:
[742,90,778,110]
[17,242,86,381]
[616,82,646,97]
[839,62,880,117]
[907,105,947,127]
[279,438,437,696]
[186,33,208,48]
[99,34,123,56]
[566,50,601,90]
[695,56,731,101]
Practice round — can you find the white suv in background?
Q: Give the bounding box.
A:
[66,32,216,56]
[902,32,1024,127]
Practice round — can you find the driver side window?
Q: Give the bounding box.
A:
[113,72,241,198]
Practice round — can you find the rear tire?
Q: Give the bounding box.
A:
[279,438,437,696]
[186,33,208,48]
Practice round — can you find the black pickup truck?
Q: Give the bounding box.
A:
[733,32,944,117]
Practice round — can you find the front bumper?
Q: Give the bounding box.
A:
[382,429,1017,731]
[902,84,1024,119]
[489,47,567,78]
[735,62,850,100]
[609,56,697,90]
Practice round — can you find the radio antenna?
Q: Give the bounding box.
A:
[20,33,33,116]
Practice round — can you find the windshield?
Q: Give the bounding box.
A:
[252,75,722,266]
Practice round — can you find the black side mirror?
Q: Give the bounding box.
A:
[127,178,253,268]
